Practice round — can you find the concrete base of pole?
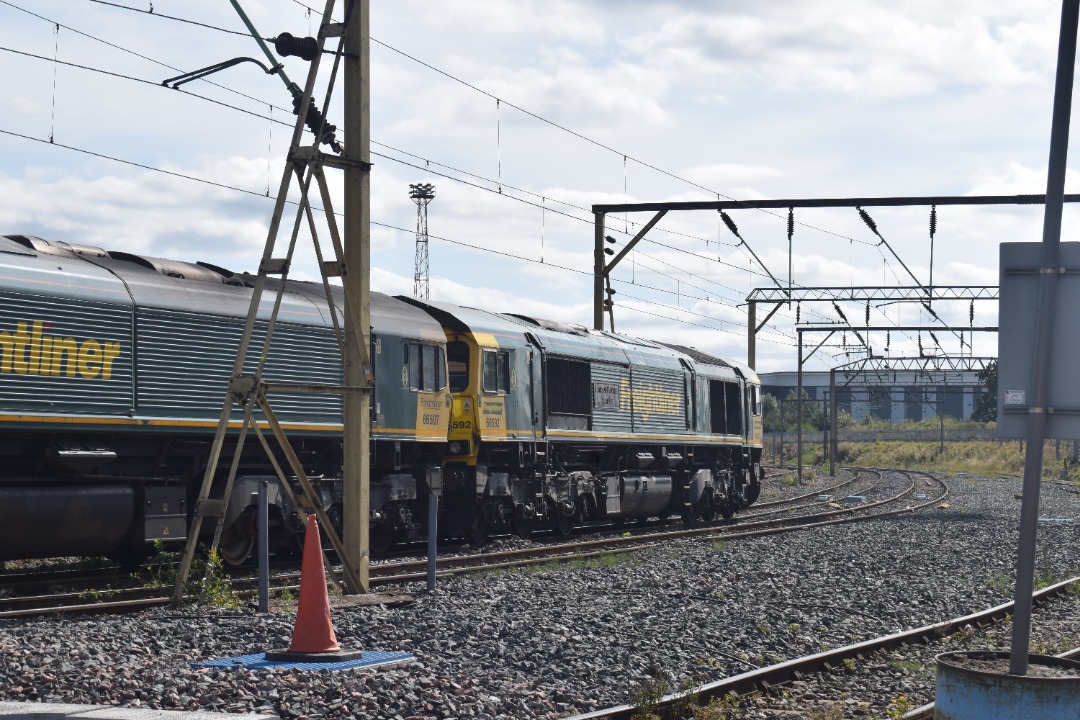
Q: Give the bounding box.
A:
[934,652,1080,719]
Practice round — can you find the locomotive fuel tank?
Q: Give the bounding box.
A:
[615,473,673,517]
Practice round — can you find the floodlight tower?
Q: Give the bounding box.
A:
[409,183,436,299]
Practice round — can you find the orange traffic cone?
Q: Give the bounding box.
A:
[266,515,361,662]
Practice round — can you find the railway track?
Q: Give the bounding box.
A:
[0,467,945,618]
[563,576,1080,720]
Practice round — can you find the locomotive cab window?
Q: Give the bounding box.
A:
[447,341,469,392]
[482,349,511,394]
[406,342,446,392]
[710,380,744,434]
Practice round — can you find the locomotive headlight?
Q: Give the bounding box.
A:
[449,441,463,455]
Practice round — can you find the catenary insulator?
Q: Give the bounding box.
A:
[857,207,880,237]
[719,210,741,240]
[929,205,938,239]
[292,93,340,151]
[274,32,320,61]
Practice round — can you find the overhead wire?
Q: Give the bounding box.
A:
[4,123,796,338]
[6,0,926,358]
[3,38,772,322]
[72,0,880,252]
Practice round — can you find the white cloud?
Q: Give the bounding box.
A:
[684,163,783,185]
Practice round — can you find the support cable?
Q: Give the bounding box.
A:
[49,23,59,143]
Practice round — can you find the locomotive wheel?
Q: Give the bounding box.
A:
[467,513,492,545]
[554,512,574,536]
[720,500,735,520]
[513,515,534,540]
[369,525,397,555]
[697,490,716,522]
[219,511,256,566]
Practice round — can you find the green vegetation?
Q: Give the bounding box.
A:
[629,676,668,720]
[885,695,913,719]
[805,703,845,720]
[140,541,242,609]
[629,674,750,720]
[889,659,927,675]
[77,585,119,602]
[792,421,1080,479]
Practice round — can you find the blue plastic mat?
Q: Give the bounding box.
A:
[193,650,413,671]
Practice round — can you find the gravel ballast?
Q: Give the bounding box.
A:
[3,472,1080,719]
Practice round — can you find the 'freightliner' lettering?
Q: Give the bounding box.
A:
[0,320,122,380]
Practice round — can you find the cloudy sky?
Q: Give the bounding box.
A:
[2,0,1077,372]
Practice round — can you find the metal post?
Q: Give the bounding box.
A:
[829,369,838,477]
[779,398,785,466]
[427,494,438,592]
[1010,0,1079,676]
[797,331,804,483]
[257,479,269,613]
[748,300,757,370]
[594,212,606,330]
[939,409,945,456]
[342,0,372,592]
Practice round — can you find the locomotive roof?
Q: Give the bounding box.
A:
[0,236,444,342]
[400,297,685,369]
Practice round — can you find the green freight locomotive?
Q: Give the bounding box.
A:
[0,234,763,564]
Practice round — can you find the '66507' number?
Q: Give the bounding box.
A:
[421,413,441,425]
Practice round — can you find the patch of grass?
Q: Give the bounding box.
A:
[884,695,912,719]
[1031,636,1080,656]
[630,676,668,720]
[806,702,845,720]
[778,472,800,487]
[140,542,242,609]
[986,569,1013,596]
[820,435,1080,478]
[78,585,120,602]
[889,659,926,675]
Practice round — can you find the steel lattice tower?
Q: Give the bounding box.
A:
[409,183,435,299]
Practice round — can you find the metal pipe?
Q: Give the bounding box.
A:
[797,333,804,483]
[829,370,838,478]
[258,479,269,613]
[228,0,298,97]
[427,494,438,592]
[1010,0,1079,676]
[594,212,606,330]
[592,193,1080,214]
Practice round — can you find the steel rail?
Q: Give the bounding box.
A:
[564,575,1080,720]
[0,469,942,618]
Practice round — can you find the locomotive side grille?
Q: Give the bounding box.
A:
[630,364,689,435]
[0,291,133,416]
[590,361,633,434]
[136,308,342,423]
